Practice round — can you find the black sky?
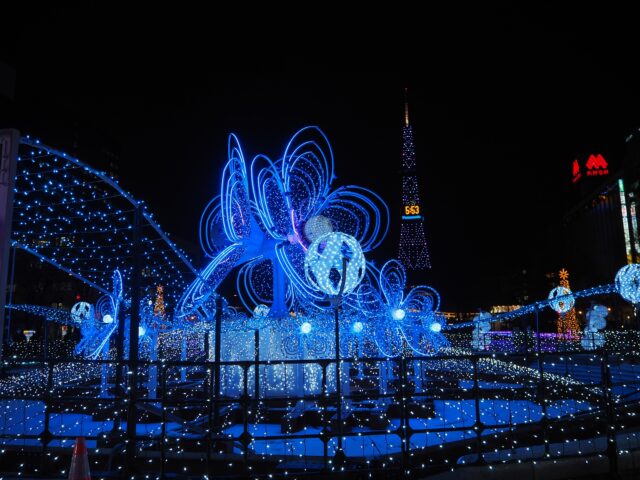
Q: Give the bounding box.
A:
[2,6,640,310]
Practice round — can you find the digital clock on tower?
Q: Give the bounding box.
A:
[404,205,420,215]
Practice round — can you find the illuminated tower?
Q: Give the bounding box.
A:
[398,91,432,270]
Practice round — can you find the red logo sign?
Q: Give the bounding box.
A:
[572,159,581,183]
[572,153,609,183]
[585,154,609,176]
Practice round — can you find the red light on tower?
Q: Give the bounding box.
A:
[75,294,81,301]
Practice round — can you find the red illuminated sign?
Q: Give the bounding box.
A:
[586,153,609,176]
[572,153,609,183]
[572,159,581,183]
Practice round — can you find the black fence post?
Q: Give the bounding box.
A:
[40,360,54,475]
[320,361,329,472]
[207,357,214,477]
[126,206,142,474]
[254,329,260,399]
[242,364,250,475]
[472,356,484,465]
[213,296,223,434]
[601,350,618,476]
[399,355,411,475]
[334,303,343,455]
[160,361,167,480]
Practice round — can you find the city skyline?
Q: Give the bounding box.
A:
[2,7,639,310]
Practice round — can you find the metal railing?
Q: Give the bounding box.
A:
[1,336,640,478]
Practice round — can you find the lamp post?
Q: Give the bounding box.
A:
[331,257,349,462]
[304,232,366,467]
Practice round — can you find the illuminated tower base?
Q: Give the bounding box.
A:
[399,221,431,270]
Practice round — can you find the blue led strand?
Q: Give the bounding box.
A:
[13,136,201,310]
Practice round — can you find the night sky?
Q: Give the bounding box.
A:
[2,7,639,310]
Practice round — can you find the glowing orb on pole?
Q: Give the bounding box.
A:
[615,264,640,304]
[303,215,333,243]
[71,301,93,324]
[253,304,270,318]
[429,322,442,333]
[548,286,575,314]
[304,232,366,296]
[300,322,312,334]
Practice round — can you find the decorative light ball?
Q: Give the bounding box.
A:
[303,215,333,243]
[548,286,575,314]
[300,321,312,334]
[71,301,93,324]
[102,314,114,324]
[352,321,364,334]
[138,326,147,337]
[304,232,366,296]
[429,322,442,333]
[392,308,406,321]
[615,264,640,304]
[253,304,270,318]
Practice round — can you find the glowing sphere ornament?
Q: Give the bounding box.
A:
[304,232,366,296]
[303,215,333,243]
[352,321,364,333]
[71,301,94,324]
[548,286,575,314]
[300,321,312,334]
[429,322,442,333]
[102,314,114,324]
[392,308,406,320]
[253,304,270,317]
[615,264,640,304]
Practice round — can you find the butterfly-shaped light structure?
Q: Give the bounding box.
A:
[177,127,389,320]
[356,260,447,357]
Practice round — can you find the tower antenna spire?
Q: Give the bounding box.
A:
[404,88,410,126]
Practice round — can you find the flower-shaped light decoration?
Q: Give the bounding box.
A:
[75,270,123,359]
[548,286,575,314]
[177,127,389,320]
[615,264,640,304]
[356,259,447,357]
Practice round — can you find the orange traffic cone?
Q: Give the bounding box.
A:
[68,436,91,480]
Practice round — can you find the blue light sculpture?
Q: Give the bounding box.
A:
[178,127,389,320]
[74,270,123,359]
[356,259,448,357]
